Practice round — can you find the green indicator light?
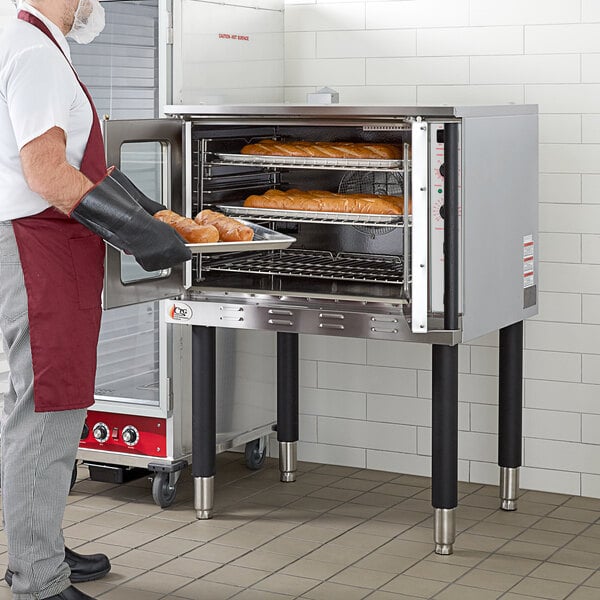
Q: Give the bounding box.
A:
[438,188,443,193]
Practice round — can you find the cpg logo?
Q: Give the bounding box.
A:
[168,302,192,321]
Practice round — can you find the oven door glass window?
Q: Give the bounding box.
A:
[120,141,167,284]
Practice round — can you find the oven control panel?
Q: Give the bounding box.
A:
[79,410,167,457]
[429,123,463,314]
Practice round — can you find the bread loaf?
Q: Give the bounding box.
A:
[154,210,219,244]
[241,139,402,160]
[194,209,254,242]
[244,189,407,215]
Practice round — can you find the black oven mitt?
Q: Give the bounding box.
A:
[110,167,167,215]
[71,168,191,272]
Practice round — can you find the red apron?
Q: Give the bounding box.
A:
[11,11,106,412]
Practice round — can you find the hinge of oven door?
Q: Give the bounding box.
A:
[167,377,174,412]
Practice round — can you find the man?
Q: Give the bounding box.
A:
[0,1,190,598]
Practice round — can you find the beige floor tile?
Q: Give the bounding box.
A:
[466,521,525,540]
[100,564,145,585]
[302,581,371,600]
[330,531,389,551]
[184,542,249,564]
[329,566,396,589]
[484,511,541,528]
[365,593,424,600]
[514,528,574,547]
[453,532,506,553]
[353,552,418,574]
[252,573,320,596]
[548,506,600,523]
[308,513,365,532]
[374,508,431,527]
[351,520,412,538]
[287,524,343,543]
[566,587,600,600]
[476,553,541,576]
[232,549,297,572]
[305,542,372,566]
[509,576,577,599]
[111,548,172,570]
[564,535,600,555]
[155,556,221,578]
[121,570,193,594]
[497,540,558,561]
[353,492,404,508]
[563,496,600,511]
[313,465,362,477]
[520,491,571,505]
[259,536,322,557]
[532,517,589,535]
[518,500,560,517]
[402,559,470,583]
[433,583,502,599]
[458,494,502,510]
[330,478,383,492]
[585,570,600,587]
[172,578,242,599]
[381,573,448,597]
[100,588,164,600]
[528,562,593,584]
[204,565,270,587]
[281,557,345,580]
[548,548,600,570]
[456,567,522,591]
[230,589,294,600]
[377,539,434,560]
[350,470,397,483]
[138,535,200,557]
[309,487,363,502]
[329,502,387,519]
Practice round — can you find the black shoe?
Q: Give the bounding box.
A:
[46,585,97,599]
[4,546,111,586]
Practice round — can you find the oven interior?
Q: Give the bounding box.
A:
[189,124,413,303]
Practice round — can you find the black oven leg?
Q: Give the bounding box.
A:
[277,332,298,483]
[192,325,216,519]
[498,320,523,511]
[432,343,458,555]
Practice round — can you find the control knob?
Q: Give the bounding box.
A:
[122,425,139,446]
[93,423,109,443]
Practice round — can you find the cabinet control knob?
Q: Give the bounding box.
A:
[81,423,89,440]
[122,426,139,446]
[93,423,109,443]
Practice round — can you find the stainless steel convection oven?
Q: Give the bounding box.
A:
[93,104,538,555]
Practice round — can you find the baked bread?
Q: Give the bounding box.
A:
[244,189,408,215]
[154,210,219,244]
[241,139,402,160]
[194,209,254,242]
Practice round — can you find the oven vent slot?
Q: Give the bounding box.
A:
[204,249,404,285]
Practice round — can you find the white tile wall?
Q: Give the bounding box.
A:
[283,0,600,499]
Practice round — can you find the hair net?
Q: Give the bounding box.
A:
[67,0,105,44]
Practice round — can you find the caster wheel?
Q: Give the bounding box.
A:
[69,461,78,492]
[245,438,266,470]
[152,471,180,508]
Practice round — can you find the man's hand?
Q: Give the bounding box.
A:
[20,126,93,213]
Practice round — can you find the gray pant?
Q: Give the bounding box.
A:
[0,222,86,599]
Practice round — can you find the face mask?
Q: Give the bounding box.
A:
[67,0,105,44]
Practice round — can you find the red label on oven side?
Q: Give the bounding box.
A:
[79,410,167,457]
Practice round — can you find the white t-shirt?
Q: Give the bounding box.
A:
[0,4,93,221]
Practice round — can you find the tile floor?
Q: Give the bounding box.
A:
[1,453,600,599]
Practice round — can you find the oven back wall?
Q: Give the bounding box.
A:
[283,0,599,499]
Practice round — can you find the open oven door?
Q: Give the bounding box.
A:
[102,118,187,309]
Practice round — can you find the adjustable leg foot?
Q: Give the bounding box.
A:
[434,508,456,555]
[279,441,297,483]
[433,508,456,554]
[194,476,214,519]
[500,466,519,511]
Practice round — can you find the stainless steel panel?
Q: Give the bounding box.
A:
[164,296,461,345]
[102,118,186,309]
[461,113,538,341]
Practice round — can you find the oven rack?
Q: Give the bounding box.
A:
[215,204,406,227]
[204,249,404,285]
[210,152,407,172]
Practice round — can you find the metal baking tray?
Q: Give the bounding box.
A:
[211,152,404,171]
[216,204,405,227]
[185,219,295,254]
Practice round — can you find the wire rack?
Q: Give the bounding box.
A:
[204,249,404,285]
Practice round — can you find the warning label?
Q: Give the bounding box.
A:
[523,235,534,288]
